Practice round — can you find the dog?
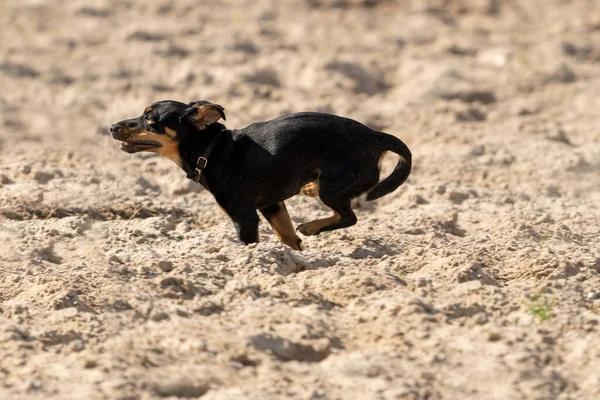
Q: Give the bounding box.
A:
[110,100,411,250]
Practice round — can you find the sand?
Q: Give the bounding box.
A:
[1,0,600,399]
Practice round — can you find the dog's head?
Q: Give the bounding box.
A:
[110,100,226,166]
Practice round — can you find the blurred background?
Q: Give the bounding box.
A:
[1,0,598,156]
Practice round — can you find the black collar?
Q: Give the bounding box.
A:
[185,131,222,183]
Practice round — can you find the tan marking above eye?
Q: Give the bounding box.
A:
[144,107,153,114]
[165,127,177,138]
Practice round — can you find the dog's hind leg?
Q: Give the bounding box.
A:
[301,181,319,198]
[296,164,377,236]
[260,202,303,250]
[296,198,355,236]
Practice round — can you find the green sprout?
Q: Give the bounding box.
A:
[527,293,555,322]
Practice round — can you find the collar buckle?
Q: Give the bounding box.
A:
[188,157,208,183]
[185,132,221,183]
[196,156,208,170]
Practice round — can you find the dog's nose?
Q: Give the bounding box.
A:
[110,124,120,138]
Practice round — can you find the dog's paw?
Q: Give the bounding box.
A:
[296,222,320,236]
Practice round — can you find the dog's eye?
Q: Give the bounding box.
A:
[145,116,155,125]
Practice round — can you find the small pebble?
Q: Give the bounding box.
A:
[411,194,428,204]
[587,291,597,300]
[158,260,174,272]
[151,312,170,322]
[474,312,488,325]
[70,339,85,352]
[488,331,502,342]
[446,191,469,204]
[108,255,124,265]
[0,174,14,184]
[33,171,55,184]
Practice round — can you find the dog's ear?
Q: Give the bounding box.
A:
[180,101,226,130]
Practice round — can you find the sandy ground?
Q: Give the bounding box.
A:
[1,0,600,399]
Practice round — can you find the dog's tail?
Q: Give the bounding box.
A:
[365,133,412,201]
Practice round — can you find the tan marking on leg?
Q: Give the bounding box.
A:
[266,202,302,250]
[297,210,341,236]
[301,181,319,198]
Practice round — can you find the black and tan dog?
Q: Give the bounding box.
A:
[110,100,411,250]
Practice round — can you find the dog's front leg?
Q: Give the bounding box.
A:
[229,208,260,245]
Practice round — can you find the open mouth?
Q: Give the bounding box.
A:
[119,140,162,153]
